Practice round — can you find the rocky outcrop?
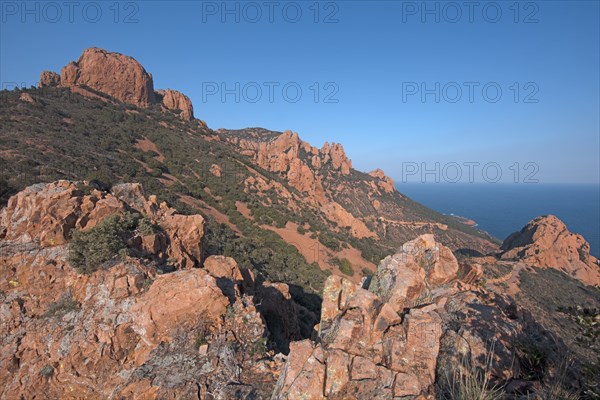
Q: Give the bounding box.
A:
[38,48,197,120]
[321,201,375,239]
[39,71,61,88]
[60,48,155,107]
[369,234,459,311]
[144,194,205,269]
[321,142,352,175]
[2,183,596,400]
[369,168,396,193]
[0,183,286,399]
[156,88,194,120]
[0,250,277,399]
[273,275,443,398]
[19,93,35,104]
[222,129,378,239]
[226,130,354,201]
[209,163,222,177]
[0,181,203,270]
[273,234,462,399]
[0,180,125,247]
[501,215,600,286]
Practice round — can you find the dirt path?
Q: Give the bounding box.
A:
[488,261,527,295]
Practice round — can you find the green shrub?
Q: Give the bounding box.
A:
[68,212,143,274]
[40,365,54,378]
[137,217,158,235]
[334,258,354,277]
[319,232,341,251]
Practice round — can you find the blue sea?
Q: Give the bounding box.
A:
[396,183,600,258]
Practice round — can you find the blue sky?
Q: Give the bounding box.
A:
[1,1,599,183]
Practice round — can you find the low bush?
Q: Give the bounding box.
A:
[333,258,354,277]
[68,211,149,274]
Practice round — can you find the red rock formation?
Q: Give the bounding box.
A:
[209,163,222,177]
[39,71,60,88]
[39,48,199,121]
[368,234,459,311]
[322,142,352,175]
[0,182,281,399]
[273,274,443,398]
[0,181,125,247]
[369,168,396,193]
[321,201,375,238]
[0,181,204,270]
[156,88,194,120]
[501,215,600,286]
[227,131,353,195]
[59,47,155,106]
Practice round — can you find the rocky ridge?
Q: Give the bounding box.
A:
[39,48,194,120]
[28,48,498,259]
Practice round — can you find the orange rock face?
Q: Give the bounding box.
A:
[0,181,204,270]
[156,88,194,120]
[227,130,354,203]
[38,47,200,121]
[369,234,459,311]
[273,274,443,399]
[39,71,61,88]
[501,215,600,286]
[0,180,125,247]
[369,168,396,193]
[59,47,155,107]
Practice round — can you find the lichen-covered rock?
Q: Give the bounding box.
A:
[0,186,282,399]
[273,274,443,399]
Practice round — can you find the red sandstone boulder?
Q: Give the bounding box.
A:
[368,234,459,311]
[273,274,443,399]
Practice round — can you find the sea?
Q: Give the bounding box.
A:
[396,183,600,258]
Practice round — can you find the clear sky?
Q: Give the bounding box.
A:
[1,0,599,183]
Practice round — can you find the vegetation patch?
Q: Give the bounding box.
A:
[68,211,155,274]
[332,257,354,276]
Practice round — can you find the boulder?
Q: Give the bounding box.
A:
[273,274,443,399]
[369,234,459,311]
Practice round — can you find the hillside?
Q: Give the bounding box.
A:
[0,48,497,302]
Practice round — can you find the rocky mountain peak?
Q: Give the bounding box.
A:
[39,47,195,120]
[501,214,600,286]
[59,47,156,107]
